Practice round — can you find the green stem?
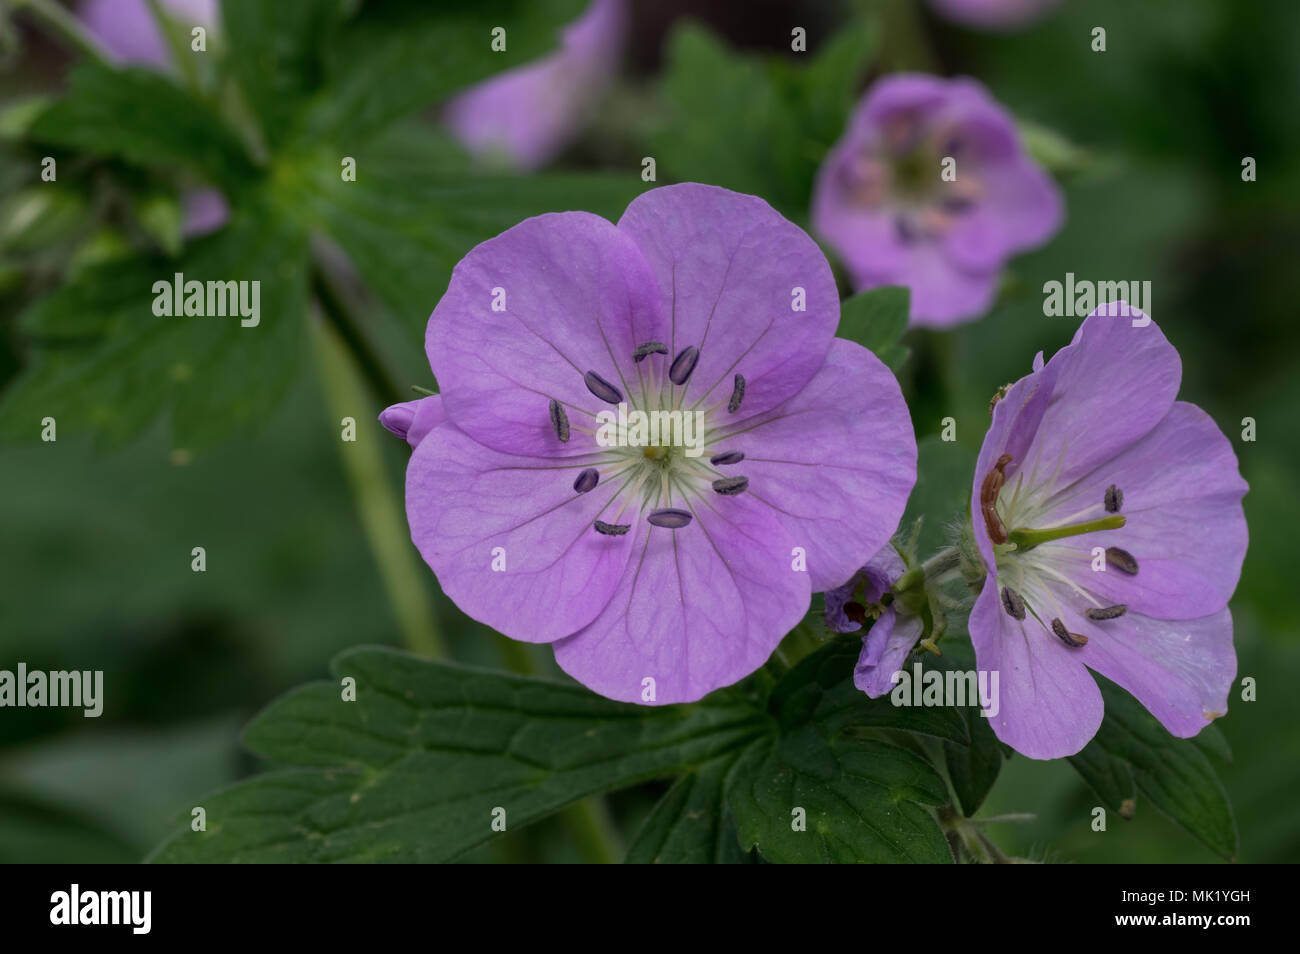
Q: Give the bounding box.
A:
[307,311,444,659]
[893,546,961,595]
[14,0,114,65]
[310,262,404,408]
[1008,515,1125,552]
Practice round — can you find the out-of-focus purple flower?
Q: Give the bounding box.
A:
[385,183,917,704]
[443,0,626,171]
[967,305,1247,759]
[812,73,1062,328]
[79,0,216,70]
[825,546,925,698]
[179,187,228,238]
[929,0,1061,31]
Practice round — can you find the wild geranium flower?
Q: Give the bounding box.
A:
[811,73,1062,328]
[928,0,1060,31]
[825,546,925,698]
[444,0,625,171]
[968,305,1247,759]
[387,183,916,704]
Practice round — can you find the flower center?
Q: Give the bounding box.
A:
[550,342,754,534]
[979,453,1139,649]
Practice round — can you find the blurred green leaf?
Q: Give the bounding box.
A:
[220,0,341,149]
[837,284,910,371]
[29,63,257,194]
[0,206,307,449]
[1069,677,1238,859]
[725,641,957,863]
[624,755,753,864]
[896,434,976,559]
[654,21,873,221]
[0,790,136,864]
[148,647,764,862]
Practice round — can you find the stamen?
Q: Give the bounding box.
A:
[728,374,746,413]
[1104,484,1124,513]
[1050,617,1088,648]
[573,468,599,494]
[1008,513,1125,551]
[548,399,570,442]
[710,450,744,466]
[669,346,700,385]
[1000,585,1026,620]
[633,341,668,363]
[594,520,630,536]
[583,370,623,405]
[712,476,749,496]
[647,508,692,529]
[980,454,1013,545]
[1105,547,1139,575]
[1085,604,1128,621]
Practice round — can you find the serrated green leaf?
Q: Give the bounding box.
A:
[29,63,257,194]
[1069,676,1238,858]
[837,285,911,371]
[0,206,307,450]
[770,640,969,745]
[624,756,753,864]
[148,647,764,862]
[725,640,956,863]
[728,732,952,864]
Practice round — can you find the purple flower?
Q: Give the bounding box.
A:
[79,0,216,71]
[388,183,917,705]
[443,0,626,171]
[968,305,1247,759]
[379,396,445,449]
[928,0,1061,31]
[812,73,1063,328]
[824,546,926,698]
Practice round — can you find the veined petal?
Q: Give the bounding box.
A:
[855,610,925,699]
[553,491,809,704]
[708,339,916,591]
[1033,401,1249,618]
[427,211,665,458]
[616,183,838,421]
[406,424,637,643]
[969,577,1104,759]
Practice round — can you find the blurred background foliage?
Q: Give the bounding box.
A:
[0,0,1297,863]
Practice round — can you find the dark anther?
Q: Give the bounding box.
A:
[633,341,668,363]
[1050,617,1089,648]
[1104,484,1124,513]
[710,450,744,466]
[669,346,700,385]
[548,399,570,442]
[728,374,746,413]
[573,468,599,494]
[712,476,749,496]
[979,453,1014,545]
[583,370,623,405]
[844,602,868,626]
[1000,586,1026,620]
[1105,547,1139,575]
[594,520,630,536]
[1085,604,1128,621]
[647,508,692,529]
